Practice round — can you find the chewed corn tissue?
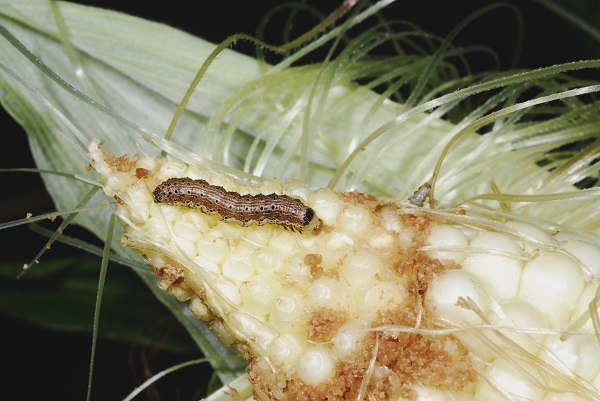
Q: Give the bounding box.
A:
[90,139,600,401]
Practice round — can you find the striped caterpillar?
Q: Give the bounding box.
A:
[153,177,320,233]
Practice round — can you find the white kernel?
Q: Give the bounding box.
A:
[296,345,335,385]
[269,333,304,369]
[411,385,447,401]
[145,216,171,242]
[212,277,241,309]
[285,254,311,279]
[282,179,310,201]
[159,159,187,177]
[173,212,206,244]
[341,250,384,295]
[543,335,600,381]
[462,231,523,300]
[184,166,210,181]
[259,179,284,195]
[197,232,229,264]
[339,204,372,235]
[366,227,395,249]
[560,238,600,280]
[309,188,343,226]
[506,221,552,250]
[242,225,274,247]
[222,253,255,282]
[255,248,283,276]
[175,237,197,260]
[229,312,277,350]
[192,255,220,274]
[475,359,544,401]
[270,231,300,256]
[378,205,403,233]
[137,156,158,172]
[332,322,367,358]
[325,232,354,251]
[491,301,548,354]
[569,283,598,334]
[127,185,152,223]
[269,290,307,333]
[426,224,469,263]
[426,269,488,326]
[240,276,282,316]
[157,204,179,223]
[189,297,211,320]
[519,251,584,326]
[307,277,350,311]
[361,282,408,323]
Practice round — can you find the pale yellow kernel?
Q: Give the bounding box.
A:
[341,250,384,295]
[159,159,187,177]
[366,227,395,249]
[426,269,489,326]
[543,334,600,381]
[127,185,153,223]
[210,319,237,346]
[307,276,350,311]
[570,283,598,334]
[282,179,311,202]
[197,232,230,264]
[296,345,336,386]
[269,333,304,369]
[229,312,277,351]
[462,231,523,301]
[216,220,243,242]
[259,179,284,195]
[242,225,274,247]
[255,248,283,276]
[175,237,197,260]
[491,301,548,354]
[560,238,600,280]
[426,224,469,263]
[285,254,311,280]
[240,276,282,316]
[309,188,343,226]
[270,231,301,256]
[136,156,158,173]
[173,212,206,244]
[145,216,172,242]
[519,251,584,326]
[269,290,308,333]
[411,385,448,401]
[222,253,255,282]
[183,166,210,181]
[378,205,404,233]
[475,359,545,401]
[191,255,220,274]
[338,204,373,235]
[325,232,354,251]
[360,282,408,323]
[506,221,552,252]
[189,296,211,320]
[156,203,179,223]
[332,322,367,358]
[211,276,242,309]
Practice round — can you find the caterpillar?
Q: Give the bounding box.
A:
[153,177,320,233]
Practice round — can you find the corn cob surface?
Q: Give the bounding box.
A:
[90,140,600,401]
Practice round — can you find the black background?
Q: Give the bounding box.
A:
[1,1,598,400]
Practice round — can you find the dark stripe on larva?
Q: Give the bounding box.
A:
[153,177,318,232]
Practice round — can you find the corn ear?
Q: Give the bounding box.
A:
[90,140,600,401]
